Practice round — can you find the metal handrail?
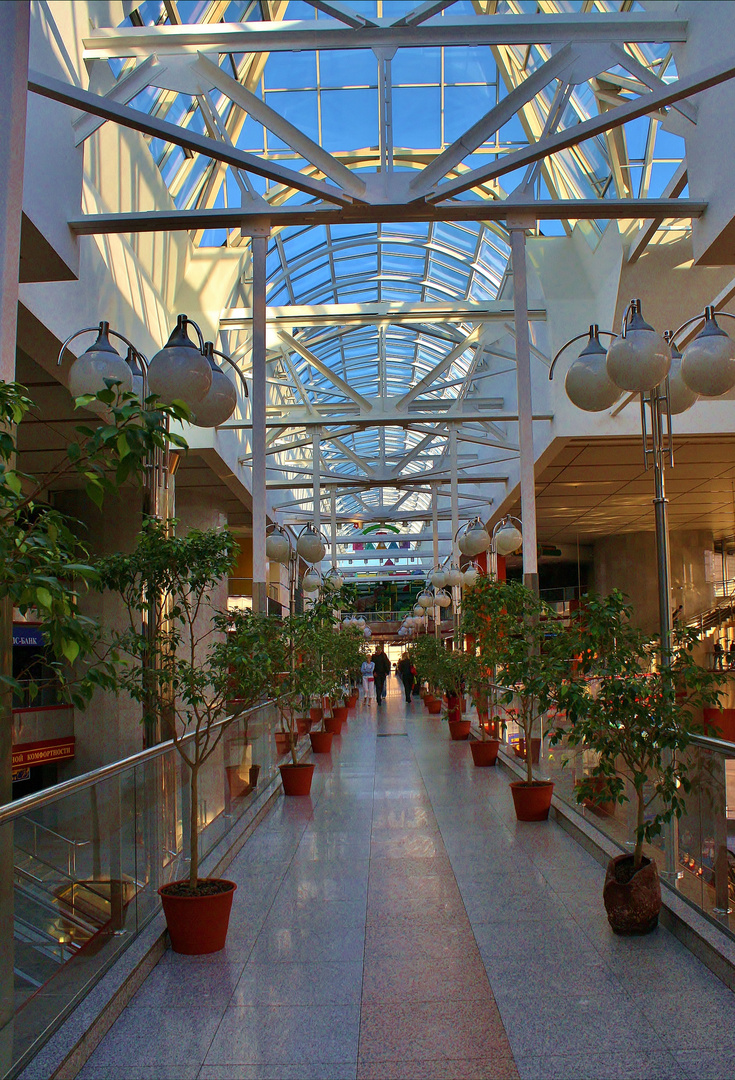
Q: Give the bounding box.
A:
[0,696,277,827]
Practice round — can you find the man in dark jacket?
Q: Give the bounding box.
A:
[396,652,415,703]
[372,645,391,705]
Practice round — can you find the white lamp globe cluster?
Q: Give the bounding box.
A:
[562,301,735,414]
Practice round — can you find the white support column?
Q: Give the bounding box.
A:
[313,427,321,533]
[432,484,440,640]
[250,225,269,613]
[330,485,337,570]
[509,217,539,595]
[0,2,28,1045]
[449,425,461,639]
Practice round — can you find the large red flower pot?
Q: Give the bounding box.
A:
[347,693,358,709]
[296,716,312,736]
[470,739,500,767]
[279,762,315,796]
[510,781,554,821]
[324,714,344,734]
[448,719,471,741]
[309,706,323,723]
[159,879,237,955]
[309,730,333,753]
[332,705,349,723]
[603,854,661,935]
[427,698,442,715]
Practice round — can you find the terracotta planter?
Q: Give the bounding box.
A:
[510,780,554,822]
[470,739,500,767]
[332,705,349,723]
[309,706,323,723]
[309,730,333,753]
[324,714,344,735]
[279,762,315,796]
[448,719,471,741]
[347,693,358,709]
[296,716,312,736]
[603,854,661,935]
[514,737,541,764]
[159,879,236,955]
[427,698,442,715]
[225,765,248,799]
[274,732,293,756]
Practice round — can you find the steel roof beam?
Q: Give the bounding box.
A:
[68,198,707,233]
[82,14,689,59]
[221,300,544,328]
[28,70,355,207]
[432,55,735,201]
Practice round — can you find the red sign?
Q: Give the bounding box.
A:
[12,737,75,768]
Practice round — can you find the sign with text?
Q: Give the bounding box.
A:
[13,625,45,648]
[12,736,75,768]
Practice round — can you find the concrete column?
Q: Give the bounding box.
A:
[509,218,539,595]
[0,4,29,1042]
[250,227,269,613]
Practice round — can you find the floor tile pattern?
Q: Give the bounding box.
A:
[78,681,735,1080]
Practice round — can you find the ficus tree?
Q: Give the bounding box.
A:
[462,578,575,784]
[96,520,278,889]
[554,590,724,870]
[0,380,188,707]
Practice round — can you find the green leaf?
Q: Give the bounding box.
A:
[85,480,104,509]
[35,587,53,610]
[61,639,80,663]
[5,471,21,494]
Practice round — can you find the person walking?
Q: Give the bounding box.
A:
[372,645,391,706]
[397,652,415,704]
[714,639,725,670]
[361,657,375,703]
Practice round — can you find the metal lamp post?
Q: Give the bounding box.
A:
[550,298,735,883]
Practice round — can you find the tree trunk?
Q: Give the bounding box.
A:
[189,765,199,889]
[634,784,645,870]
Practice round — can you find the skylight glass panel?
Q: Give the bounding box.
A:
[319,49,376,89]
[263,91,319,149]
[321,89,378,152]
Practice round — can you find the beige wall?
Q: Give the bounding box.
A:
[593,529,715,633]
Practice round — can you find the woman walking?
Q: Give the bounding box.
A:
[361,657,375,703]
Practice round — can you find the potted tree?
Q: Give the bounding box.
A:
[442,648,471,739]
[463,578,573,820]
[555,590,724,934]
[464,652,500,766]
[410,635,445,714]
[97,521,276,952]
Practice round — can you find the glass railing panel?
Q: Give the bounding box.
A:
[484,696,735,940]
[1,697,284,1079]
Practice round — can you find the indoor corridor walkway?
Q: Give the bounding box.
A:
[78,678,735,1080]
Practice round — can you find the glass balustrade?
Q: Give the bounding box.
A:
[484,694,735,939]
[0,697,304,1079]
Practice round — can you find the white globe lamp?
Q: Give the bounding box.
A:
[564,326,622,412]
[681,308,735,398]
[417,590,434,608]
[494,519,523,556]
[302,569,321,593]
[363,626,372,639]
[68,323,134,400]
[436,590,452,609]
[605,300,671,393]
[667,343,698,415]
[462,519,491,556]
[463,565,479,587]
[296,524,326,564]
[430,569,446,589]
[446,564,463,587]
[192,351,237,427]
[265,527,291,564]
[148,315,212,407]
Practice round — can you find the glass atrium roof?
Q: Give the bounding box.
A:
[109,0,690,519]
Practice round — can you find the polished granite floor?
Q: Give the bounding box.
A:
[79,681,735,1080]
